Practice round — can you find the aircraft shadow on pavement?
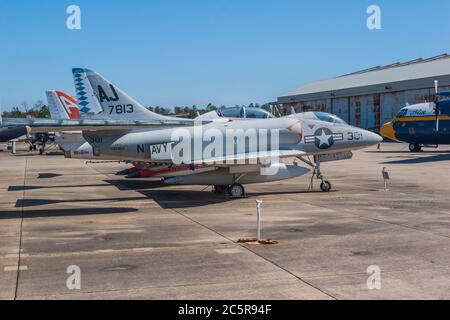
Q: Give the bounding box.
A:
[8,183,110,191]
[137,189,233,209]
[105,179,327,209]
[0,207,138,219]
[15,197,147,208]
[12,152,63,157]
[106,178,235,208]
[38,173,62,179]
[104,179,167,191]
[367,150,450,154]
[381,153,450,164]
[246,190,326,197]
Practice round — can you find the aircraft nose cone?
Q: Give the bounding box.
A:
[380,121,396,141]
[361,130,382,146]
[371,131,383,144]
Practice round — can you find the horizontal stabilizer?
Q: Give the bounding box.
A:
[26,119,204,133]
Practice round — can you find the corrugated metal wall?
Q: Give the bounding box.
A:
[332,98,349,124]
[282,85,450,132]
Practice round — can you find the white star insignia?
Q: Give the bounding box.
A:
[316,130,332,147]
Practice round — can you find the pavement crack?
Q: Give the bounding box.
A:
[89,164,338,300]
[171,208,337,300]
[14,158,27,300]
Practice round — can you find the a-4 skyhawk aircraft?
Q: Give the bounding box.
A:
[31,68,382,198]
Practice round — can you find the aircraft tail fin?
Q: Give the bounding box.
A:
[72,68,168,121]
[46,90,81,120]
[72,69,105,116]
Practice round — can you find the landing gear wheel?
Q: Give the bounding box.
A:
[228,183,245,198]
[320,180,332,192]
[213,185,227,194]
[409,143,422,152]
[39,148,44,155]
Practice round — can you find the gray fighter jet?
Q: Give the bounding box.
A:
[30,68,382,198]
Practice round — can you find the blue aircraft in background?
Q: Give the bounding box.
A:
[381,81,450,152]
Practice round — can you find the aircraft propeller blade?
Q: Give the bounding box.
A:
[434,80,441,132]
[434,103,440,132]
[436,110,440,132]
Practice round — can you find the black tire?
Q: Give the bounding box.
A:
[39,148,44,155]
[409,144,421,152]
[320,181,332,192]
[228,183,245,198]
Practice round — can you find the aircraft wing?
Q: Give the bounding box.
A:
[25,119,208,133]
[196,150,306,166]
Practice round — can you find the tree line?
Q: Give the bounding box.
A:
[1,101,50,118]
[149,103,273,118]
[2,101,273,119]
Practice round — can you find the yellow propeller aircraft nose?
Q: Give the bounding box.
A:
[380,121,398,141]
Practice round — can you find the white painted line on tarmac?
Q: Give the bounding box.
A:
[216,248,244,255]
[4,254,29,259]
[3,265,28,272]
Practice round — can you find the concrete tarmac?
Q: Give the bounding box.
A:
[1,143,450,299]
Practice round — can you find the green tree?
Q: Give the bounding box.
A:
[174,106,183,115]
[189,105,198,119]
[10,107,27,118]
[26,100,50,118]
[36,105,50,118]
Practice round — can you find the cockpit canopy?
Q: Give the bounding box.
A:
[297,111,347,124]
[313,112,347,124]
[219,106,274,119]
[396,102,435,118]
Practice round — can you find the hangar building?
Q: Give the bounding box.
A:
[277,54,450,131]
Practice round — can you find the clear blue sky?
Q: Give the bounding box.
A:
[1,0,450,111]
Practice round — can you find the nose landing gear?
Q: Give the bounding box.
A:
[297,155,332,192]
[320,180,332,192]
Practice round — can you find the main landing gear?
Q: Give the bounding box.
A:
[297,155,332,192]
[409,143,422,152]
[213,173,248,199]
[213,183,246,199]
[229,183,245,198]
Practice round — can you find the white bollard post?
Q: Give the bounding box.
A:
[256,200,262,242]
[12,140,17,154]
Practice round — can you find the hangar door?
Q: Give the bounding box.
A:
[380,92,404,126]
[349,95,381,131]
[332,98,349,124]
